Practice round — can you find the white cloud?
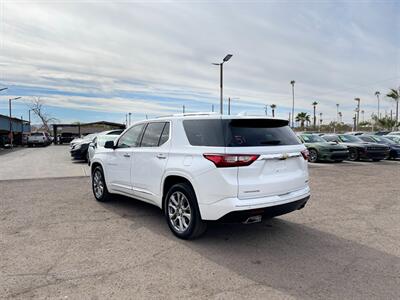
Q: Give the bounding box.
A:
[0,0,399,123]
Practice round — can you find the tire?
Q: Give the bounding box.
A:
[92,166,112,202]
[308,149,318,163]
[164,183,207,240]
[348,148,359,161]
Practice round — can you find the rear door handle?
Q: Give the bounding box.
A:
[156,153,167,159]
[123,153,131,158]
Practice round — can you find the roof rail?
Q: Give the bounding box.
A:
[156,112,219,118]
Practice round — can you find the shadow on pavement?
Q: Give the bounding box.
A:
[101,194,400,299]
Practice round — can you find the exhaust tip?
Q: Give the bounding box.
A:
[242,215,262,224]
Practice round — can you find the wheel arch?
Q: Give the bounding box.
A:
[162,174,197,211]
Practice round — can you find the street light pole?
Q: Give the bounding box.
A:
[213,54,233,115]
[290,80,295,127]
[128,112,132,126]
[354,98,360,130]
[9,96,22,147]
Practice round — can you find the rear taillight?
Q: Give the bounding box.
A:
[203,154,259,168]
[301,149,309,160]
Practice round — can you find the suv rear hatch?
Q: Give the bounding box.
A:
[223,118,308,200]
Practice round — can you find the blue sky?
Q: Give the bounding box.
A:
[0,0,399,125]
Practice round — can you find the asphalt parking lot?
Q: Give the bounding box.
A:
[1,147,399,299]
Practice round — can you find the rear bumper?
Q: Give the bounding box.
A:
[360,151,388,160]
[198,185,310,221]
[70,148,86,159]
[320,150,349,161]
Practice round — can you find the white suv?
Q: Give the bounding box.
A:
[90,114,310,239]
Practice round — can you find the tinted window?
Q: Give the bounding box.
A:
[31,132,44,136]
[322,135,337,142]
[301,134,327,143]
[359,136,374,142]
[183,120,225,146]
[226,119,299,147]
[159,123,170,146]
[339,135,362,143]
[183,119,299,147]
[141,122,166,147]
[117,124,145,148]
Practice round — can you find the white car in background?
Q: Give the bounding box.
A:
[90,113,310,239]
[27,132,52,147]
[389,131,400,136]
[87,134,119,165]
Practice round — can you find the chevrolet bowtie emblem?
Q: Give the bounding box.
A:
[279,153,289,160]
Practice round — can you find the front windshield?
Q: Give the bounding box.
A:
[339,135,362,143]
[83,133,97,140]
[373,136,396,145]
[386,136,400,144]
[300,134,326,143]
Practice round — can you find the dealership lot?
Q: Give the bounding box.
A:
[0,147,399,299]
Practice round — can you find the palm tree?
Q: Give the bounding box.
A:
[312,101,318,129]
[295,112,310,129]
[386,88,399,125]
[375,91,381,118]
[270,104,276,117]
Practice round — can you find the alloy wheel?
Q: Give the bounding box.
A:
[167,191,192,233]
[309,150,318,163]
[93,170,104,198]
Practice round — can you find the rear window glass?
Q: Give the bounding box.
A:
[183,120,225,146]
[226,119,300,147]
[183,119,299,147]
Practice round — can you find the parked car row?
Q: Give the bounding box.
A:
[69,129,123,163]
[298,132,400,163]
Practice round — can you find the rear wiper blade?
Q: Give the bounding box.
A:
[260,140,281,145]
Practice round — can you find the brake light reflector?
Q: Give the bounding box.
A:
[203,154,259,168]
[301,149,309,160]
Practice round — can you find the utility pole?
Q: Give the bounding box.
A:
[264,105,268,116]
[182,105,185,114]
[290,80,295,127]
[211,104,214,112]
[9,96,22,147]
[228,98,231,115]
[128,112,132,126]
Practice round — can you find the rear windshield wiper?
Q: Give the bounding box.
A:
[259,140,281,145]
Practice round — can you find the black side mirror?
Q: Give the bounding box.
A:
[104,140,115,149]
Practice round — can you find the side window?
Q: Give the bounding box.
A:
[158,122,170,146]
[140,122,166,147]
[117,124,145,148]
